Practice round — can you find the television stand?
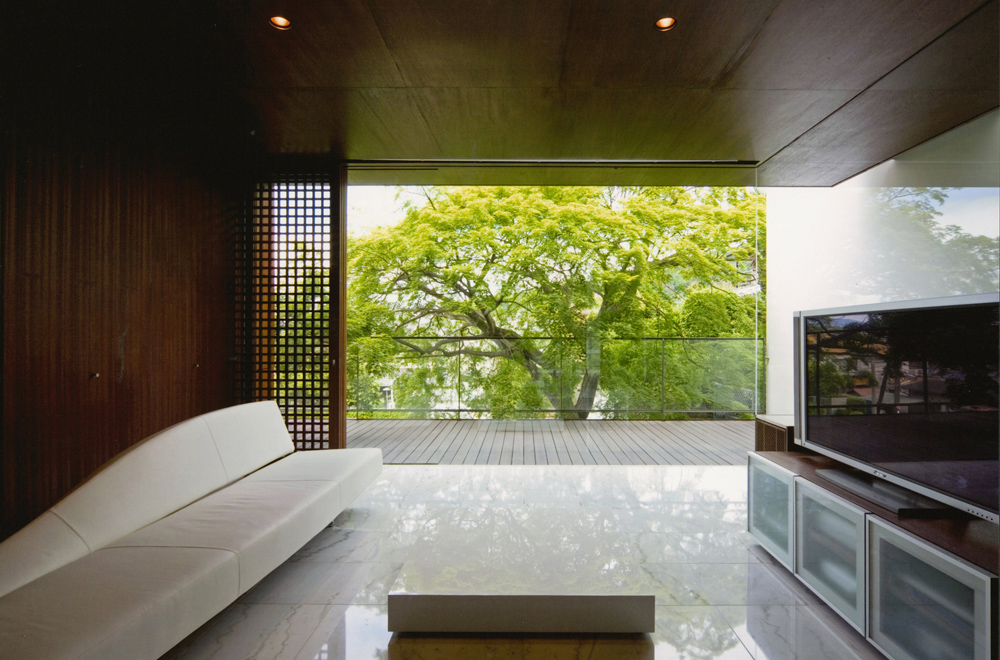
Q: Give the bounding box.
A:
[748,451,998,660]
[813,468,958,519]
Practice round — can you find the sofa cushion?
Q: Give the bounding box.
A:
[0,546,238,660]
[0,512,90,598]
[50,416,229,554]
[244,448,383,502]
[110,479,342,593]
[202,401,294,482]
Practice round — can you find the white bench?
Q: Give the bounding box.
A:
[0,401,382,660]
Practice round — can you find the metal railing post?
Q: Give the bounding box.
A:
[660,338,665,419]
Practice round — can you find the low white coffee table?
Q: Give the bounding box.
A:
[387,507,654,633]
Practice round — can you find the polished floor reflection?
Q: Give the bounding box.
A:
[162,465,886,660]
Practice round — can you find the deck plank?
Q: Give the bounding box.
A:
[629,422,690,465]
[415,418,463,464]
[643,422,719,465]
[357,419,402,455]
[522,421,536,465]
[644,422,724,465]
[568,421,600,465]
[384,420,448,463]
[613,421,677,466]
[511,423,524,465]
[433,419,476,465]
[347,419,753,466]
[473,422,499,465]
[454,422,479,465]
[671,421,750,464]
[594,421,645,465]
[533,420,548,465]
[540,422,558,465]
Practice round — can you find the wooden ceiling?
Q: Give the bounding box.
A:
[7,1,998,186]
[219,0,998,185]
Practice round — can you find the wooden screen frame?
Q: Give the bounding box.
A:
[246,164,346,449]
[330,165,347,448]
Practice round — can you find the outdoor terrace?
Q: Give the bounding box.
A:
[345,419,754,466]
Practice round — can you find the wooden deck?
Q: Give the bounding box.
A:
[346,419,753,466]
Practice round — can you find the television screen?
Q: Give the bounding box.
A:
[801,298,999,517]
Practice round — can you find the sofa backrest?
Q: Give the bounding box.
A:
[201,400,296,482]
[0,401,293,597]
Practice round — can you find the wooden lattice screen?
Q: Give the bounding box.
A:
[243,177,333,449]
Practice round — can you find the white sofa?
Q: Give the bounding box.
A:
[0,401,382,660]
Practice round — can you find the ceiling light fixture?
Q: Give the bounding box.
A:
[270,16,291,30]
[655,17,676,32]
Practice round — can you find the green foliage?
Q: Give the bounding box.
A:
[681,290,757,337]
[807,357,852,399]
[344,185,765,419]
[274,242,330,404]
[845,396,868,415]
[463,356,548,419]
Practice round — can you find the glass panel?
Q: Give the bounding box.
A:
[795,481,865,630]
[393,338,459,419]
[877,540,976,660]
[458,337,558,419]
[600,339,663,418]
[870,519,993,660]
[346,335,764,419]
[347,335,399,416]
[552,337,585,419]
[671,339,760,416]
[348,336,460,419]
[748,456,793,567]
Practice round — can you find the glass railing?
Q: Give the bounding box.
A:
[345,336,764,420]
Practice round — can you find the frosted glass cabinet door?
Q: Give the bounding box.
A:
[868,517,997,660]
[747,453,795,569]
[794,478,866,632]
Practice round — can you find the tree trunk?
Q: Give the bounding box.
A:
[569,324,603,419]
[570,371,601,419]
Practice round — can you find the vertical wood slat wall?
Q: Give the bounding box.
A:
[1,134,242,540]
[754,417,795,451]
[2,0,255,541]
[247,174,338,449]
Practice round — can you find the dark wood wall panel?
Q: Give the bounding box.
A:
[1,0,258,540]
[1,132,243,539]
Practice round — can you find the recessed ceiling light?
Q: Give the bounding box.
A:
[270,16,291,30]
[655,17,676,32]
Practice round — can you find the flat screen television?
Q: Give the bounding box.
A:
[793,293,999,523]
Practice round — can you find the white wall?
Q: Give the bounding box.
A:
[765,110,1000,415]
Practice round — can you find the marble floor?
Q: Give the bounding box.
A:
[162,465,887,660]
